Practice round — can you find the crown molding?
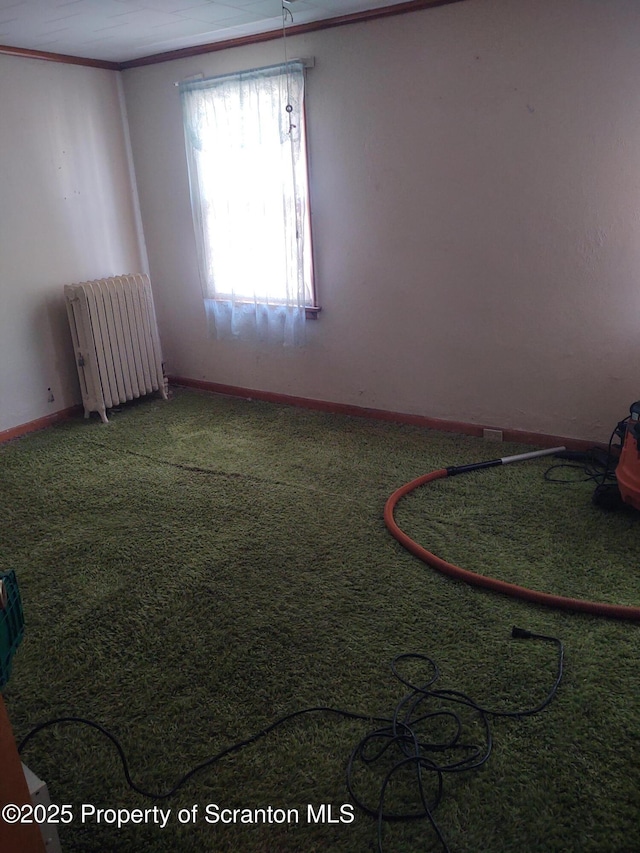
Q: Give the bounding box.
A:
[0,42,119,70]
[120,0,465,69]
[0,1,467,71]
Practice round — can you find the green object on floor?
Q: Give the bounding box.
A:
[0,570,24,688]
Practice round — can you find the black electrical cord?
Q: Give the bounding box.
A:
[347,627,563,852]
[544,420,626,486]
[17,628,563,853]
[18,706,389,801]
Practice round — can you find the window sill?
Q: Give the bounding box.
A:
[208,297,321,320]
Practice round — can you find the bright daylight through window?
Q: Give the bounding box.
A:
[180,61,314,346]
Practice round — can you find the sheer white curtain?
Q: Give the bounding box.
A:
[180,62,312,346]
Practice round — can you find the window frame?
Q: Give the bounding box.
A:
[180,60,320,325]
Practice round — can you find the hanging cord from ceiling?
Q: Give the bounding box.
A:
[281,1,296,132]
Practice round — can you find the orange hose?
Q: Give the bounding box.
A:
[384,468,640,620]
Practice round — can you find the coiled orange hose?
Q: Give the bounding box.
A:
[384,468,640,620]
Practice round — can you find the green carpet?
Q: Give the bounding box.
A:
[1,387,639,853]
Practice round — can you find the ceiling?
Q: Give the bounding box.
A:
[0,0,421,64]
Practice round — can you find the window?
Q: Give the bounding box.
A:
[180,61,315,346]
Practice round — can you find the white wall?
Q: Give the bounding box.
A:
[0,55,145,434]
[123,0,640,443]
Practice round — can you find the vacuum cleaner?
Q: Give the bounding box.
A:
[611,401,640,511]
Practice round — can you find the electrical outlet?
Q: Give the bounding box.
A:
[483,428,503,441]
